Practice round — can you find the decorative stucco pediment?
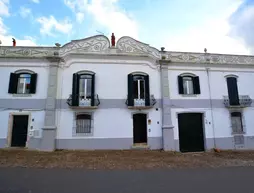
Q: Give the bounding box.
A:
[116,36,161,59]
[59,35,110,56]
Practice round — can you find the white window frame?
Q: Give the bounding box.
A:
[182,76,194,95]
[73,112,94,136]
[17,74,32,94]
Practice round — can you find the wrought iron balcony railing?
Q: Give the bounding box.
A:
[125,95,157,108]
[67,94,100,107]
[223,95,252,108]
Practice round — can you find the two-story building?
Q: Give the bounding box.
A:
[0,34,254,152]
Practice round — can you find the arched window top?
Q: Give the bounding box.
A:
[130,71,148,76]
[77,70,95,75]
[225,74,238,79]
[14,69,35,74]
[76,113,91,120]
[179,73,197,77]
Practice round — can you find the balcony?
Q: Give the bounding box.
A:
[125,95,157,109]
[223,95,252,108]
[67,94,100,109]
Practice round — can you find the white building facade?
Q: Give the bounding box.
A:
[0,35,254,152]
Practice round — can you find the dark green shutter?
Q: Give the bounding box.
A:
[30,73,37,94]
[144,75,150,106]
[72,73,79,106]
[178,76,184,94]
[8,73,18,94]
[227,77,239,105]
[127,74,134,106]
[193,76,200,94]
[91,74,95,106]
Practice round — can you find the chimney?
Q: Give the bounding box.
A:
[12,38,16,47]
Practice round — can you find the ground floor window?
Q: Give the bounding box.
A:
[231,112,244,134]
[75,113,93,135]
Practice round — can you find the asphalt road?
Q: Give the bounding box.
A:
[0,167,254,193]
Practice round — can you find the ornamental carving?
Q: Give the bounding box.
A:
[0,47,56,58]
[116,36,161,59]
[167,52,254,65]
[59,35,110,56]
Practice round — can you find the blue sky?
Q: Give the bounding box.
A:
[0,0,254,54]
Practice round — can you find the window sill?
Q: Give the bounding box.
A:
[232,132,245,135]
[73,133,93,137]
[128,106,153,109]
[70,106,98,109]
[180,94,198,97]
[12,94,32,97]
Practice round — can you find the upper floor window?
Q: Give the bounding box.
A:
[226,76,239,105]
[72,72,95,106]
[127,73,150,106]
[133,75,145,99]
[178,74,200,95]
[8,71,37,94]
[79,74,93,100]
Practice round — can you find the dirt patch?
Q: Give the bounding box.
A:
[1,149,254,169]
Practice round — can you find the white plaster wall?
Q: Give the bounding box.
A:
[171,109,213,140]
[56,58,161,140]
[168,65,254,142]
[0,62,49,99]
[0,110,45,139]
[168,67,210,99]
[57,60,161,99]
[56,108,162,139]
[209,70,254,99]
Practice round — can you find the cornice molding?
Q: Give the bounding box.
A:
[0,47,58,58]
[0,35,253,66]
[167,52,254,65]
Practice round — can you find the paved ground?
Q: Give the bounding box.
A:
[0,167,254,193]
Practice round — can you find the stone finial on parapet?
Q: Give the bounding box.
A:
[111,33,115,47]
[12,38,16,47]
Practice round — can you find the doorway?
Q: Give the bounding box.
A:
[11,115,29,147]
[178,113,205,152]
[133,113,147,144]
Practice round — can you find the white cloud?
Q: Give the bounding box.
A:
[64,0,138,39]
[30,0,39,3]
[229,4,254,54]
[76,12,84,23]
[0,0,9,17]
[19,6,32,18]
[162,0,250,55]
[0,3,36,46]
[37,15,73,36]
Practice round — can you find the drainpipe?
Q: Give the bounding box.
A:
[205,54,217,149]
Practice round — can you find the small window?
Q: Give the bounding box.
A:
[231,112,243,133]
[75,114,92,134]
[17,74,31,94]
[178,75,200,95]
[183,76,194,95]
[8,72,37,94]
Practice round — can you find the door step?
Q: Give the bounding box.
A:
[131,144,150,150]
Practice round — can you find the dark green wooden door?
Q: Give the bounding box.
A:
[178,113,204,152]
[133,114,147,144]
[11,115,29,147]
